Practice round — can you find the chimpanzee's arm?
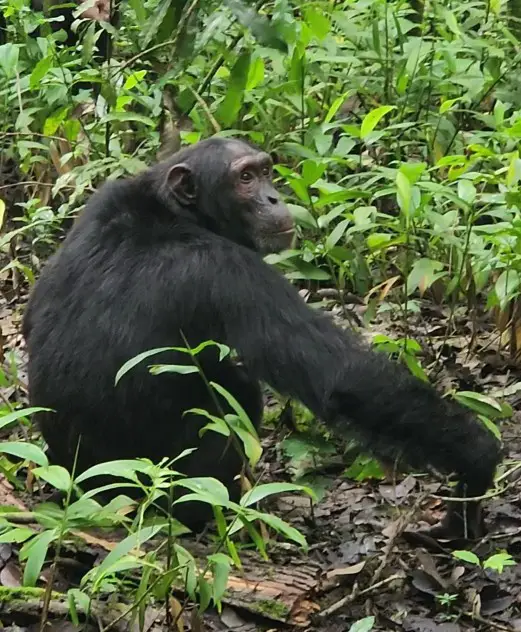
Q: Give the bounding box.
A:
[202,243,501,538]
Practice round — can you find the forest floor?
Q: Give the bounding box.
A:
[1,293,521,632]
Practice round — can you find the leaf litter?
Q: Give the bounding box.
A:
[1,295,521,631]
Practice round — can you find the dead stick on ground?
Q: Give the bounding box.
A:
[319,573,404,618]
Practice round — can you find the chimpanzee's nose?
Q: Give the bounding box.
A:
[268,195,278,204]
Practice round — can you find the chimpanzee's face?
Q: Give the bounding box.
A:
[227,147,295,254]
[164,139,295,254]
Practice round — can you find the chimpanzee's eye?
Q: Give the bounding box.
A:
[262,166,271,176]
[240,171,254,183]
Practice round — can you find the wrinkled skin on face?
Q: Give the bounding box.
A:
[228,147,295,253]
[162,139,295,255]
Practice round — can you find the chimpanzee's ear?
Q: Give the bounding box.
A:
[167,163,196,205]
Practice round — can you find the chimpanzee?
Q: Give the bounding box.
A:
[23,137,502,538]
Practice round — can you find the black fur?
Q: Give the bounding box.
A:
[23,137,502,535]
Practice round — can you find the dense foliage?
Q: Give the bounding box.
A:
[1,0,521,626]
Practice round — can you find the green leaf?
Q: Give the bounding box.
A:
[349,617,375,632]
[483,552,516,573]
[396,171,412,217]
[209,553,231,606]
[211,382,258,437]
[75,459,151,484]
[301,160,326,186]
[240,482,315,507]
[21,528,58,586]
[0,527,35,544]
[176,477,231,506]
[0,442,48,466]
[406,258,445,296]
[325,92,350,124]
[30,55,53,90]
[33,465,72,492]
[440,97,462,114]
[123,70,147,90]
[304,8,330,40]
[246,56,264,90]
[224,0,287,51]
[325,219,350,251]
[43,107,70,136]
[454,391,505,420]
[116,347,175,383]
[0,407,51,431]
[360,105,395,140]
[452,550,481,566]
[141,0,171,49]
[457,180,476,204]
[149,364,199,375]
[215,52,251,127]
[0,43,19,78]
[495,269,520,310]
[286,260,330,281]
[129,0,146,23]
[100,112,156,127]
[94,525,164,580]
[287,204,317,229]
[247,511,307,548]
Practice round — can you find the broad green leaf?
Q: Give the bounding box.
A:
[0,43,19,78]
[0,527,35,544]
[209,553,231,606]
[43,107,70,136]
[452,550,481,566]
[325,92,350,124]
[301,160,326,186]
[100,112,156,127]
[349,617,375,632]
[286,259,330,281]
[240,482,315,507]
[457,180,476,204]
[21,528,58,586]
[30,55,52,89]
[483,552,516,573]
[360,106,395,140]
[287,204,317,229]
[124,70,147,90]
[211,383,259,442]
[247,511,307,548]
[406,258,445,295]
[396,171,412,217]
[76,459,151,484]
[440,97,462,114]
[507,155,521,187]
[454,391,505,420]
[325,219,350,251]
[224,414,262,467]
[129,0,146,23]
[495,269,520,310]
[94,524,164,579]
[215,52,251,127]
[246,56,264,90]
[0,442,48,466]
[304,8,330,40]
[0,407,51,431]
[33,465,72,492]
[176,477,230,506]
